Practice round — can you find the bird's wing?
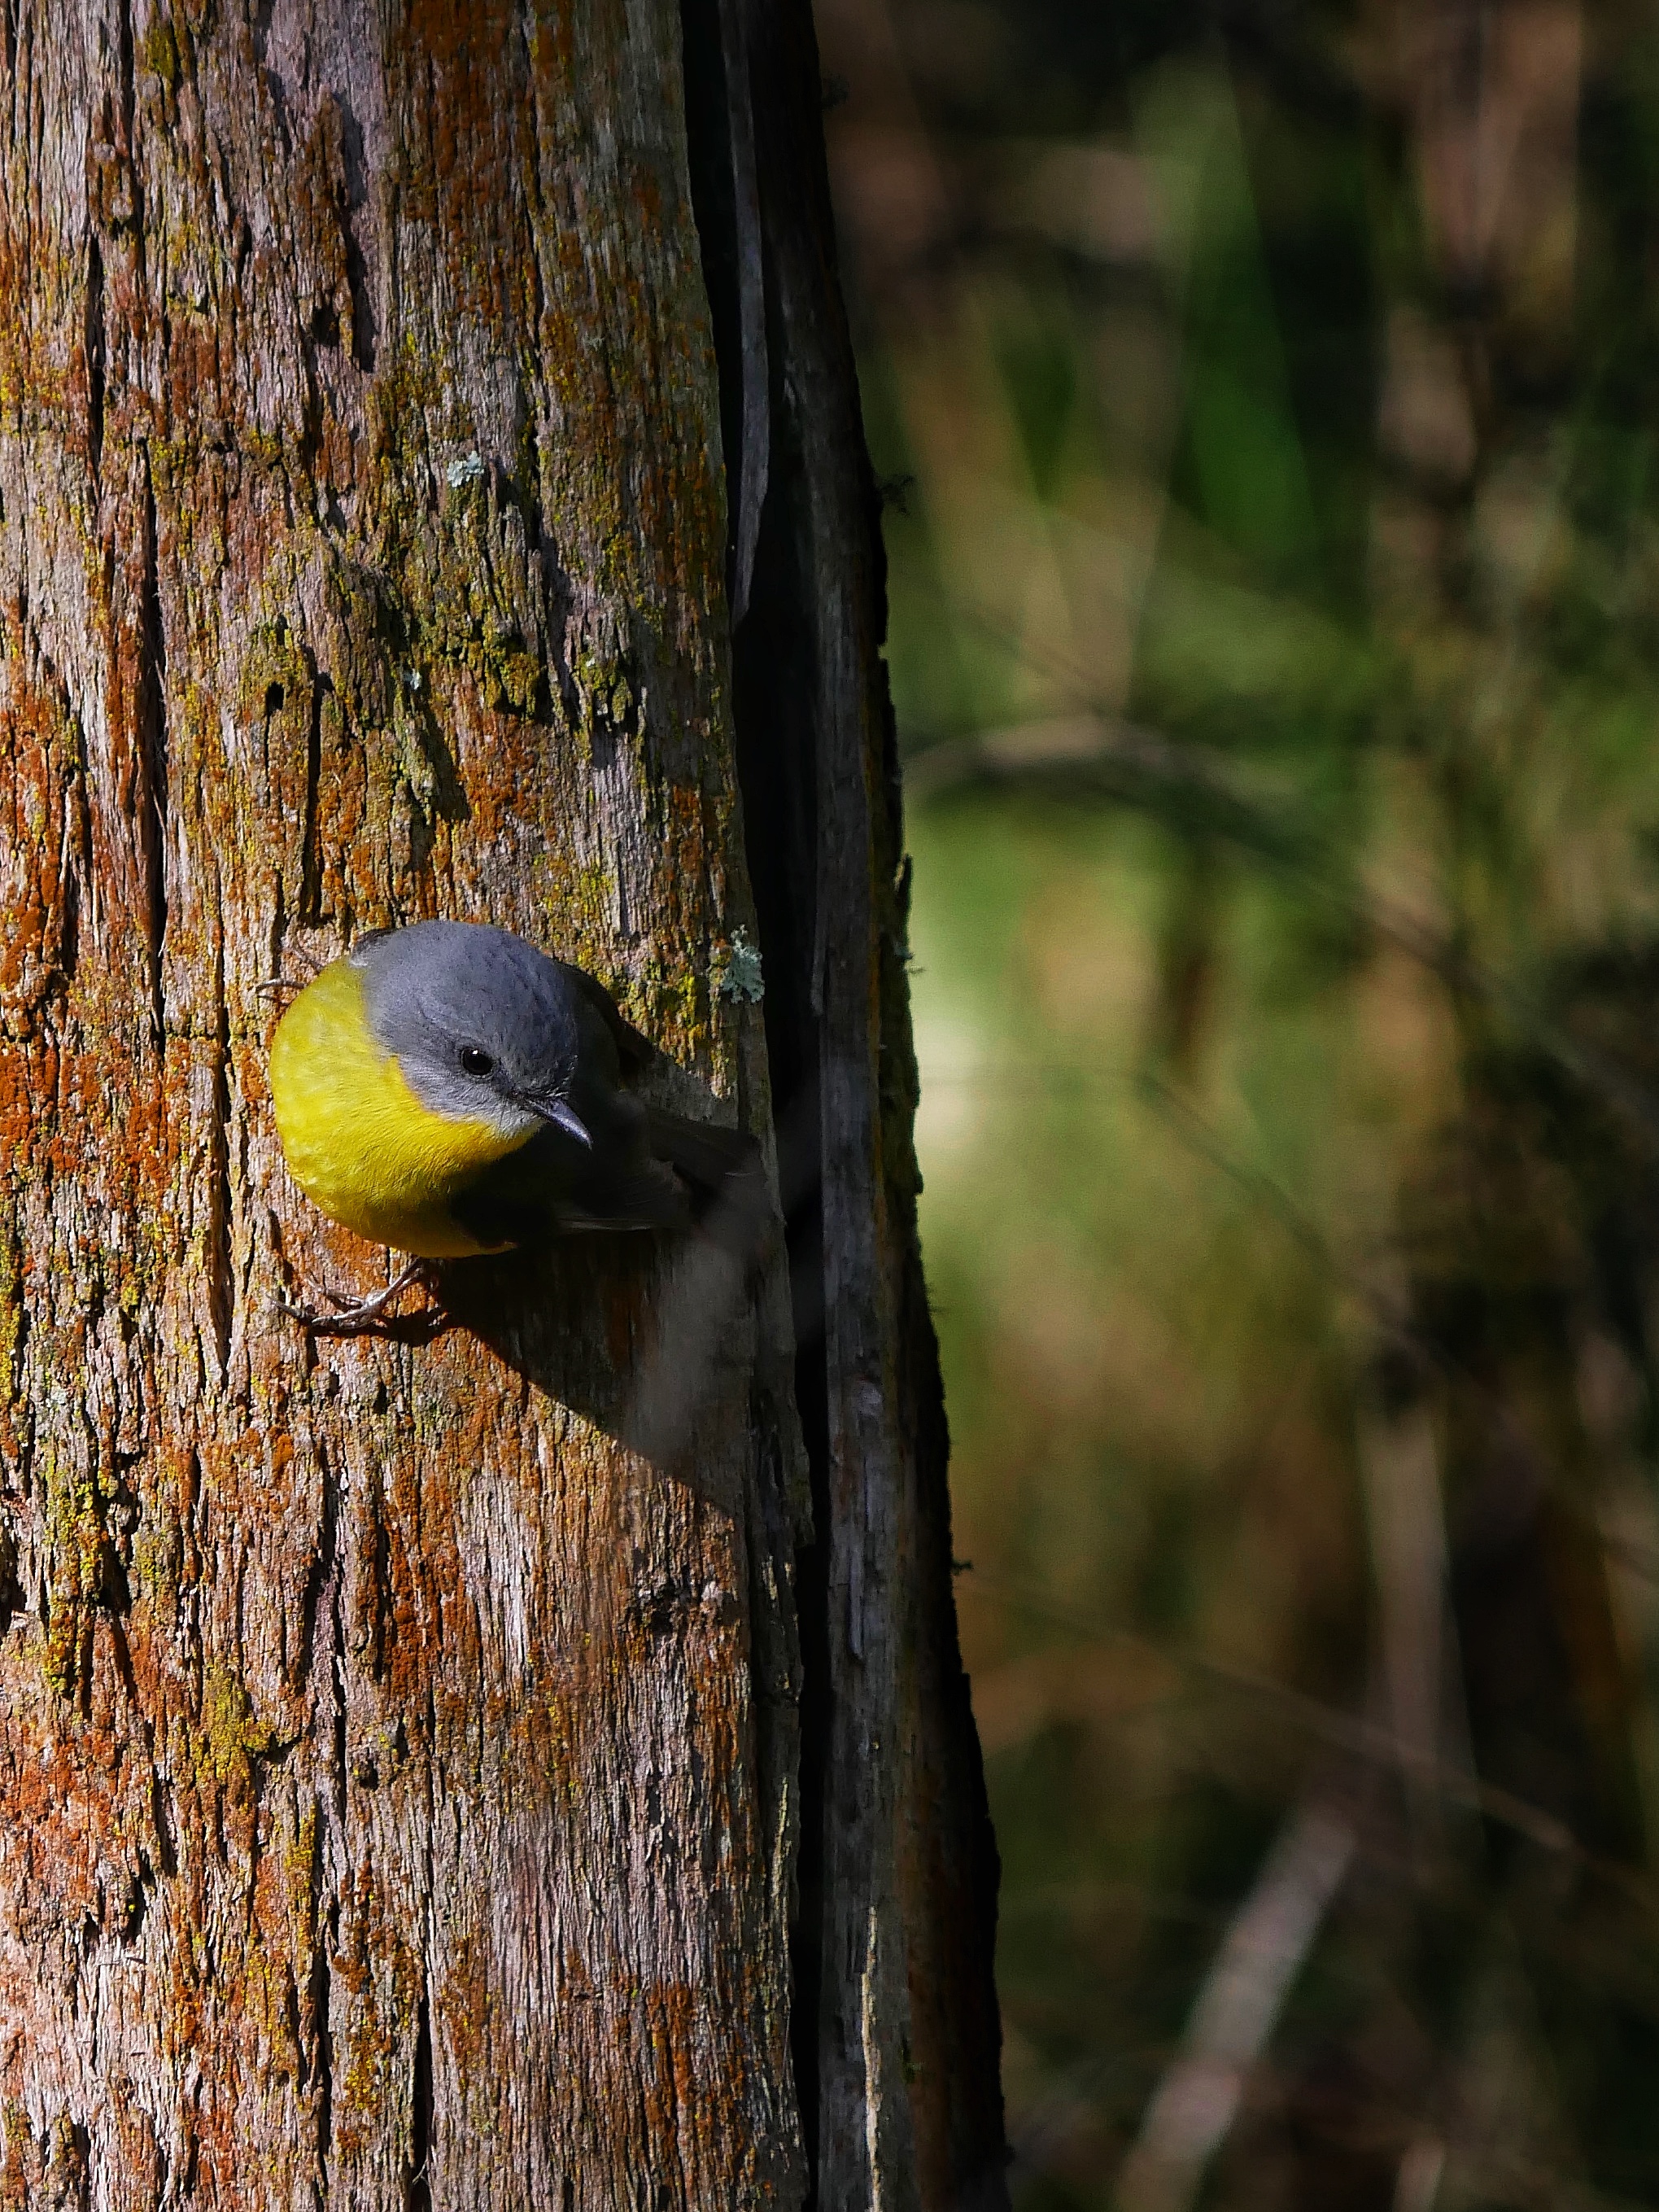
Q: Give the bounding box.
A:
[644,1109,768,1257]
[557,960,654,1073]
[644,1108,758,1194]
[449,1123,686,1249]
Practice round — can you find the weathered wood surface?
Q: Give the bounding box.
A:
[724,7,1009,2206]
[0,2,810,2204]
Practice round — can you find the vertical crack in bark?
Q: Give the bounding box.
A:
[678,0,769,626]
[84,235,105,490]
[57,776,82,984]
[312,1915,334,2188]
[329,1519,348,1822]
[685,1,1011,2201]
[679,0,875,2193]
[297,1441,338,1694]
[681,3,832,2192]
[299,1432,345,2192]
[111,0,150,312]
[297,1755,336,2204]
[299,675,325,925]
[204,947,234,1377]
[0,1512,18,1641]
[115,0,135,156]
[721,0,769,622]
[332,94,378,374]
[3,1198,31,1429]
[149,1762,177,1881]
[369,1484,391,1683]
[138,450,168,1039]
[404,1986,432,2211]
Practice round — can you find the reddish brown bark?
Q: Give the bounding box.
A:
[0,3,1004,2205]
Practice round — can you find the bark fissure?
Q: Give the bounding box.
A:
[137,448,168,1038]
[205,951,234,1379]
[678,0,769,629]
[114,0,134,162]
[404,1985,432,2212]
[312,1909,335,2179]
[299,673,324,925]
[331,94,377,377]
[56,769,83,986]
[296,1436,339,1698]
[679,10,833,2193]
[83,234,104,490]
[327,1505,347,1826]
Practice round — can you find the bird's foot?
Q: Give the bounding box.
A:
[278,1257,449,1338]
[255,946,325,1000]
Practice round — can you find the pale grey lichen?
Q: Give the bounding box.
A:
[446,452,487,487]
[712,927,764,1004]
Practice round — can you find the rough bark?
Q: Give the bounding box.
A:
[0,2,1005,2207]
[0,2,805,2202]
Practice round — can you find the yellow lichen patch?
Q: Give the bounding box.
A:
[37,1449,119,1698]
[138,10,186,95]
[194,1662,285,1790]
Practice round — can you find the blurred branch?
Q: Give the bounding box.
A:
[903,579,1659,1147]
[967,1568,1657,1901]
[1140,1071,1659,1595]
[1113,1798,1357,2212]
[1356,1371,1460,1866]
[927,1049,1659,1593]
[904,710,1307,859]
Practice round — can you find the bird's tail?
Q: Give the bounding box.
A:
[645,1108,770,1260]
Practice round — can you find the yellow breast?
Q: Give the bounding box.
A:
[268,957,531,1258]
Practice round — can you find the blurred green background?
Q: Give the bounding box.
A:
[814,2,1659,2205]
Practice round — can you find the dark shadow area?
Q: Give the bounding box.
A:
[680,0,836,2187]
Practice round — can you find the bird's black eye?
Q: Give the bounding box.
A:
[459,1046,495,1077]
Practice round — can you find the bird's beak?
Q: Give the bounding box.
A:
[525,1095,593,1148]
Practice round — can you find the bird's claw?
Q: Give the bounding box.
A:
[256,948,325,999]
[278,1258,448,1337]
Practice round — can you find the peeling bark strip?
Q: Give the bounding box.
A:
[701,5,1012,2208]
[0,2,811,2204]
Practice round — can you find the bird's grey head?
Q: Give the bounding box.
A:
[356,920,592,1146]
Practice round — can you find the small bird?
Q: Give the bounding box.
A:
[267,920,761,1332]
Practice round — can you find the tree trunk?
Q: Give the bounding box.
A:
[0,4,1004,2209]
